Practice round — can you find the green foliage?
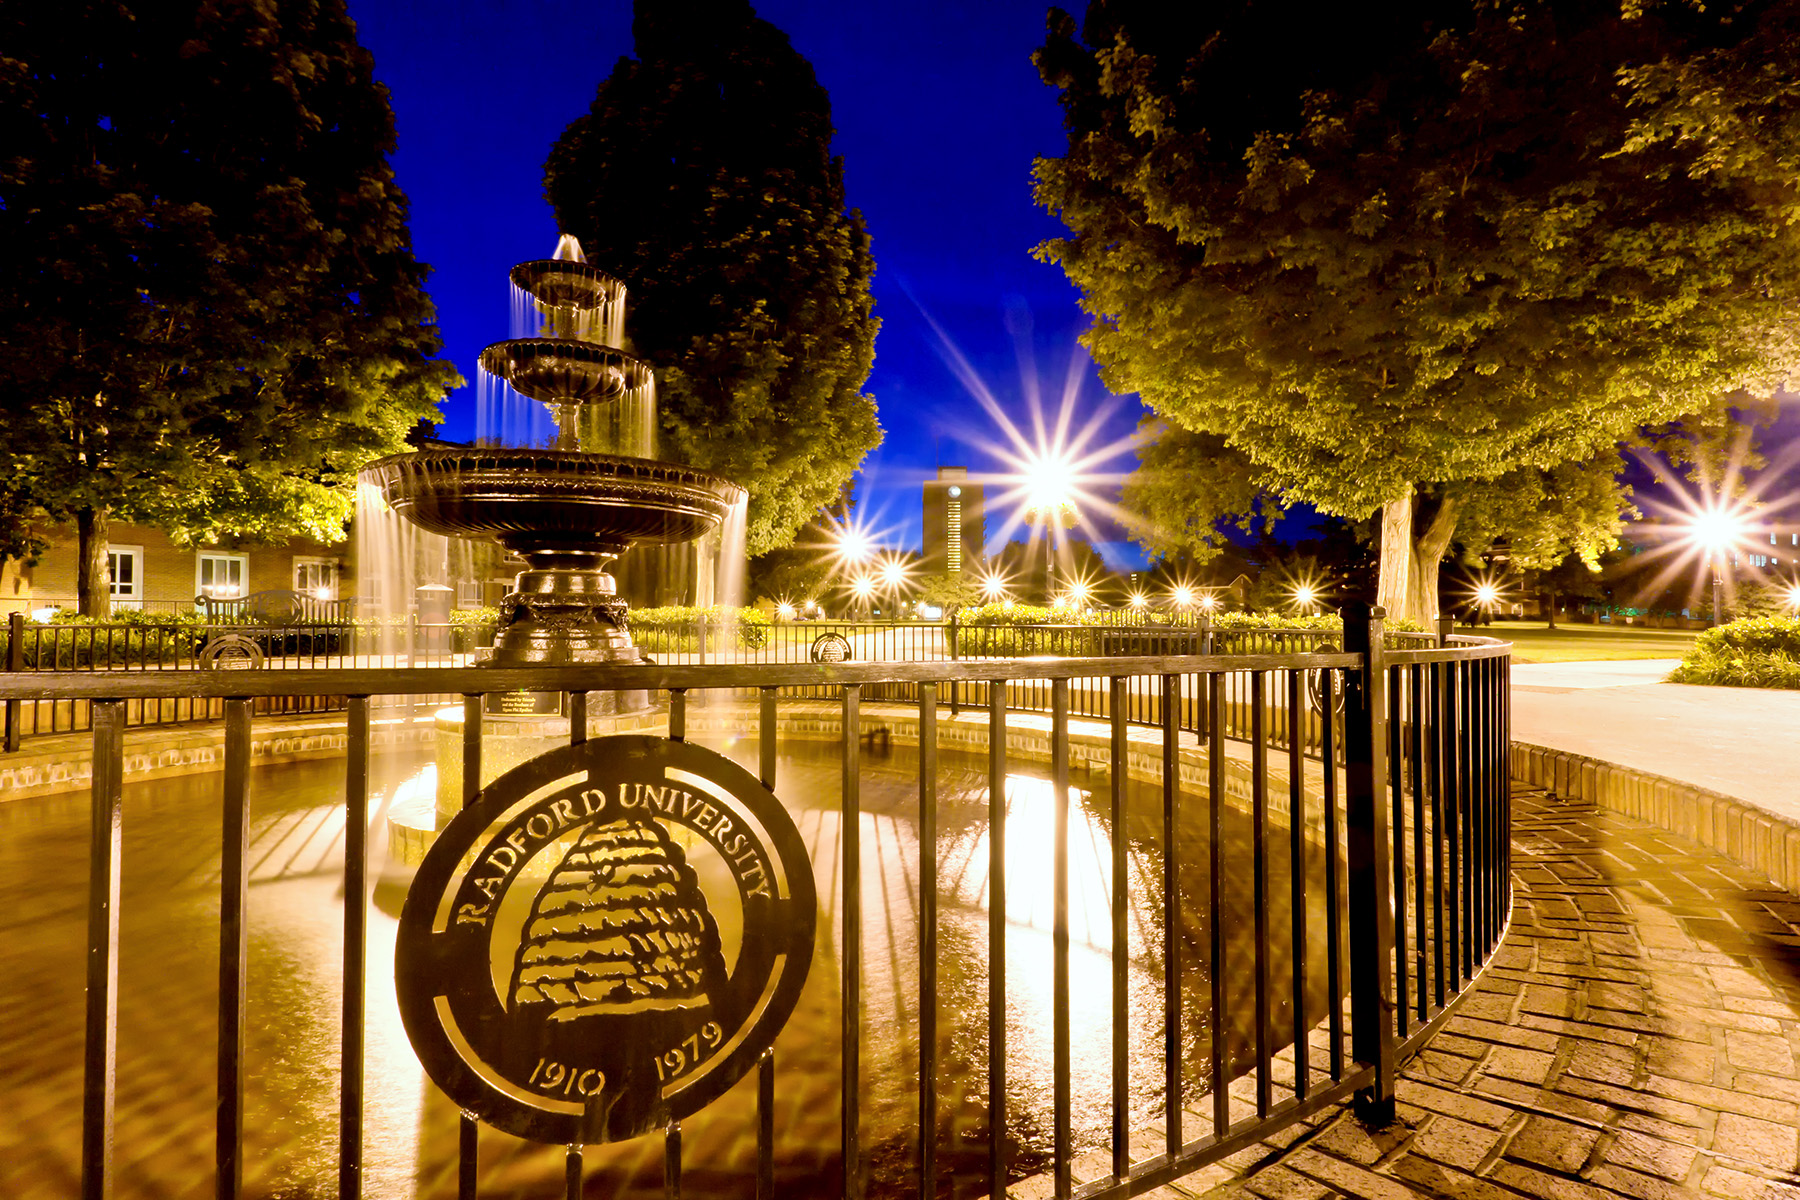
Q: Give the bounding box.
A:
[629,605,772,652]
[545,1,882,556]
[449,607,500,629]
[4,610,210,668]
[912,572,980,616]
[1670,616,1800,689]
[1121,421,1284,562]
[0,0,458,607]
[1036,1,1800,614]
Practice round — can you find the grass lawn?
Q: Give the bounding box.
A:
[1462,620,1699,664]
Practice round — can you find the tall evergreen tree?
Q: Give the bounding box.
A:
[544,0,882,557]
[0,0,457,615]
[1035,0,1800,624]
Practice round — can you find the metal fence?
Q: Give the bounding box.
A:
[5,605,1514,1199]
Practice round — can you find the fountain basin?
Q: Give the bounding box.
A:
[477,339,653,404]
[366,448,744,563]
[509,258,625,310]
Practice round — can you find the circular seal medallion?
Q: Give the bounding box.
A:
[396,735,815,1145]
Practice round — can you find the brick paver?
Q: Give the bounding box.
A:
[1187,782,1800,1200]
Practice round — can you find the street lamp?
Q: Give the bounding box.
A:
[1689,506,1749,626]
[850,574,876,619]
[979,567,1010,605]
[1291,584,1318,615]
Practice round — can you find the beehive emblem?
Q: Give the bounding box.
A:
[509,816,725,1018]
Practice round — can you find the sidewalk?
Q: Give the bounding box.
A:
[1178,780,1800,1200]
[1200,662,1800,1198]
[1510,660,1800,819]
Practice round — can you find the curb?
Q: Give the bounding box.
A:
[1510,740,1800,894]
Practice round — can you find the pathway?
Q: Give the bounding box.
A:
[1184,782,1800,1200]
[1510,660,1800,819]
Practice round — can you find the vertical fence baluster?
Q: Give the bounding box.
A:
[1443,661,1462,992]
[1287,670,1309,1103]
[1165,673,1184,1154]
[1389,664,1408,1041]
[918,683,939,1200]
[340,697,369,1199]
[1109,677,1130,1181]
[1051,679,1072,1198]
[82,700,125,1200]
[670,689,686,742]
[1431,663,1447,1010]
[987,679,1007,1199]
[1410,663,1428,1024]
[1322,667,1343,1080]
[842,684,863,1200]
[1460,661,1475,980]
[1251,671,1271,1119]
[218,698,252,1200]
[665,1121,681,1200]
[459,695,481,1200]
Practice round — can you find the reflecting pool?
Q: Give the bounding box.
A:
[0,734,1338,1198]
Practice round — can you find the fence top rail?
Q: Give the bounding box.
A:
[0,639,1510,701]
[0,651,1360,700]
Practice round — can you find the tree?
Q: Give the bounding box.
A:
[913,571,981,618]
[1034,0,1800,624]
[0,0,456,615]
[545,0,883,558]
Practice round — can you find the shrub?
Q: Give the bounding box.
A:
[4,609,211,668]
[628,606,772,652]
[1669,615,1800,689]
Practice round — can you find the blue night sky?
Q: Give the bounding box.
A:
[346,0,1151,566]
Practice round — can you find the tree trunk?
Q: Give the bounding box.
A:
[1544,588,1557,629]
[1375,490,1460,628]
[1375,492,1413,622]
[77,504,110,618]
[1407,496,1460,630]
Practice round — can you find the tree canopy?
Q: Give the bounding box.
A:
[0,0,456,613]
[1034,0,1800,623]
[544,0,883,558]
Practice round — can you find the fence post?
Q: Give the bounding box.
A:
[4,611,21,752]
[1341,601,1395,1123]
[1435,614,1453,647]
[696,617,708,665]
[947,614,960,717]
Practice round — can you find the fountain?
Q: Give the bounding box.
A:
[364,240,744,696]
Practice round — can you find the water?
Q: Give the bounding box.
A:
[352,478,481,628]
[0,738,1338,1198]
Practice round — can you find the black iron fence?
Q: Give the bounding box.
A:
[3,606,1513,1199]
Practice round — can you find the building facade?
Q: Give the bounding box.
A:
[10,521,350,614]
[921,467,985,576]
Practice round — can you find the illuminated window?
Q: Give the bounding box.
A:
[197,553,248,599]
[108,545,143,607]
[293,557,338,600]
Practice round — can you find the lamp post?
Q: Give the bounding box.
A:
[1690,508,1746,627]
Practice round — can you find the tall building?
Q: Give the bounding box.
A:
[922,466,986,575]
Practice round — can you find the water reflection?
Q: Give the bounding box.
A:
[0,737,1337,1199]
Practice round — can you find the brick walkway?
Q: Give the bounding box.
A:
[1176,782,1800,1200]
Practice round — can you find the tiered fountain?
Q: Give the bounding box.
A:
[365,239,743,702]
[365,240,744,852]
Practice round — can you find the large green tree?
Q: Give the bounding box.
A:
[0,0,456,615]
[544,0,882,558]
[1035,0,1800,624]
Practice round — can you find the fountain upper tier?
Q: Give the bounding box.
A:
[511,259,623,312]
[365,448,744,569]
[478,340,652,406]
